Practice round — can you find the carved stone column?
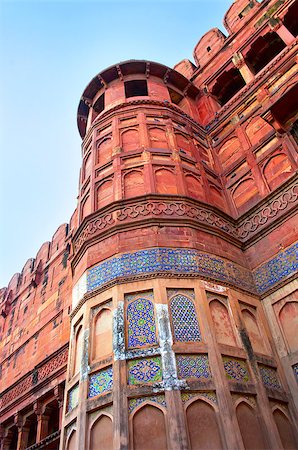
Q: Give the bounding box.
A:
[232,52,254,83]
[269,18,296,46]
[14,414,29,450]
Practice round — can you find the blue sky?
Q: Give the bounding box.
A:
[0,0,232,288]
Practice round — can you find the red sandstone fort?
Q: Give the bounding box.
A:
[1,0,298,449]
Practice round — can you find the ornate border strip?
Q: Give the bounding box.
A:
[87,247,255,294]
[72,176,298,262]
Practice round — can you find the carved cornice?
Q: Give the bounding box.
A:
[72,175,298,267]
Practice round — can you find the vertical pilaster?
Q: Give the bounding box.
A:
[113,300,129,450]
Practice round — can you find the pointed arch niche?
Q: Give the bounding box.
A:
[92,307,113,362]
[272,407,297,450]
[185,398,223,450]
[132,403,168,450]
[278,300,298,353]
[236,401,267,450]
[185,173,204,200]
[66,429,76,450]
[122,128,139,152]
[149,127,168,149]
[124,169,145,199]
[97,137,112,166]
[240,304,268,355]
[208,294,237,347]
[155,167,178,194]
[125,291,157,349]
[90,414,113,450]
[168,290,201,343]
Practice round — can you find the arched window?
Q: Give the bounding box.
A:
[90,415,113,450]
[209,299,236,346]
[236,402,266,449]
[93,308,113,361]
[127,298,157,348]
[133,404,167,450]
[73,326,83,376]
[170,294,201,342]
[186,399,223,450]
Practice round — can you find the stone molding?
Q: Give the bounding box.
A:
[72,175,298,263]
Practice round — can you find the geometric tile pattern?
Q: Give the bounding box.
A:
[253,242,298,294]
[87,247,255,293]
[176,354,211,379]
[67,384,79,413]
[88,367,113,398]
[128,395,166,414]
[259,365,281,390]
[126,296,157,348]
[223,357,250,383]
[170,294,201,342]
[293,363,298,383]
[128,357,162,385]
[181,391,217,404]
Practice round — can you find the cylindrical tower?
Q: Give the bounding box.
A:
[60,61,295,450]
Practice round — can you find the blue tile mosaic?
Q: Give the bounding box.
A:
[259,365,281,390]
[128,395,166,414]
[223,357,250,382]
[67,384,79,412]
[170,294,201,342]
[88,367,113,398]
[87,247,255,293]
[128,357,162,385]
[181,391,217,404]
[126,294,157,348]
[176,354,211,379]
[253,243,298,294]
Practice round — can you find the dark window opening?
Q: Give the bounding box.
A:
[211,67,246,106]
[27,416,37,447]
[8,426,18,450]
[207,46,212,52]
[245,32,286,74]
[125,80,148,98]
[93,93,105,114]
[168,87,183,105]
[283,2,298,37]
[238,13,243,18]
[290,120,298,145]
[47,403,60,435]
